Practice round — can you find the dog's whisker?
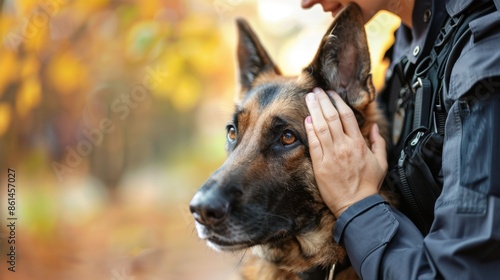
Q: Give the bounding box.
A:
[234,249,248,270]
[258,212,291,223]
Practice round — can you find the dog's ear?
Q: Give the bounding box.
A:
[236,18,281,95]
[305,3,374,108]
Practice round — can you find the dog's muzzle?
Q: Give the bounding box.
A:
[189,182,253,251]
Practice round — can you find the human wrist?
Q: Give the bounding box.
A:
[330,189,379,218]
[333,204,350,218]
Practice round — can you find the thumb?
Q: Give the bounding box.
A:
[370,123,387,172]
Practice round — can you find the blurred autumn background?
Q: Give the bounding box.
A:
[0,0,399,279]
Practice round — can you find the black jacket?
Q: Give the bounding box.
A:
[333,0,500,278]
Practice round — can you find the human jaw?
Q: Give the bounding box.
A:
[301,0,388,23]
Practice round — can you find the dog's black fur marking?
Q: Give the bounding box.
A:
[256,84,282,109]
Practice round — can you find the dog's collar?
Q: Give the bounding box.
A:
[326,264,336,280]
[297,263,337,280]
[298,261,353,280]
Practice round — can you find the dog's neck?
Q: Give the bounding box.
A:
[251,214,346,274]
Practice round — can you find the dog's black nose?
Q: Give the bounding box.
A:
[189,193,230,226]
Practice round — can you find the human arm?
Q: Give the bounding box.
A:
[305,85,500,279]
[304,87,429,278]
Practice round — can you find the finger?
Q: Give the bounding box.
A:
[328,91,363,139]
[313,88,345,140]
[305,116,324,163]
[370,124,388,172]
[301,0,315,9]
[305,92,334,151]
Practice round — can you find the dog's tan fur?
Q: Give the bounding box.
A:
[190,4,394,279]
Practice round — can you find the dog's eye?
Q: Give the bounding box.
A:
[227,126,237,142]
[280,130,296,146]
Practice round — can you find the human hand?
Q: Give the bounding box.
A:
[304,88,388,217]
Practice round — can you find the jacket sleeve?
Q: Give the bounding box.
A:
[333,195,432,279]
[334,85,500,280]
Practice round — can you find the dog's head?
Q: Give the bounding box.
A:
[190,4,382,272]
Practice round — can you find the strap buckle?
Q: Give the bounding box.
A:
[435,14,464,48]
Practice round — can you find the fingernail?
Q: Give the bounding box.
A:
[374,123,379,133]
[312,87,322,94]
[326,90,337,97]
[306,92,316,102]
[306,116,312,124]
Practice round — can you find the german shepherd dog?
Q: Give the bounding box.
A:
[190,4,392,279]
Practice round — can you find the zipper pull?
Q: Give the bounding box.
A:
[411,131,425,146]
[398,150,406,167]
